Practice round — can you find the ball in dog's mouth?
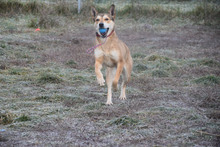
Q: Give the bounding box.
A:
[99,28,109,37]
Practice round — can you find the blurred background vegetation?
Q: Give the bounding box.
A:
[0,0,219,28]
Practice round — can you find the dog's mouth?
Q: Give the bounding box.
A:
[99,28,109,37]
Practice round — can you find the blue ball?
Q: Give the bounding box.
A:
[99,28,107,33]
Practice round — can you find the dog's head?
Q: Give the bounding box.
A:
[91,4,115,38]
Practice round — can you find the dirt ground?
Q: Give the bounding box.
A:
[0,17,220,146]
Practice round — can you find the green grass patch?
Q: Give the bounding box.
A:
[132,53,146,59]
[156,60,178,71]
[9,68,23,75]
[199,59,220,67]
[134,64,148,72]
[72,75,89,82]
[0,42,7,49]
[34,95,64,103]
[193,75,220,85]
[146,54,178,75]
[28,17,38,28]
[188,3,220,25]
[63,97,86,107]
[85,102,105,110]
[37,73,63,84]
[0,63,8,70]
[33,95,84,105]
[110,116,139,127]
[189,59,220,68]
[8,68,28,75]
[0,77,6,83]
[66,60,77,68]
[0,50,4,56]
[147,54,170,61]
[0,111,15,125]
[152,69,169,77]
[15,114,31,122]
[28,15,60,29]
[33,96,52,102]
[186,114,200,121]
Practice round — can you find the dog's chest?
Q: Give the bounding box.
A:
[95,49,118,67]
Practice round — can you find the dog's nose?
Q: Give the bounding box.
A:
[99,23,104,28]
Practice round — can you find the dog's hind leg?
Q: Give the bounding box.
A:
[119,61,132,100]
[119,69,127,100]
[106,67,116,105]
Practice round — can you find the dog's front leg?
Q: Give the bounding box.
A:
[106,67,116,105]
[95,57,105,86]
[112,61,124,91]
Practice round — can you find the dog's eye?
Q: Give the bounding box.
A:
[96,19,100,21]
[105,18,109,21]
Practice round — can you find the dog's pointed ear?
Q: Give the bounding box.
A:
[109,4,115,20]
[91,6,98,21]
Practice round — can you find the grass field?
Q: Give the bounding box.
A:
[0,0,220,146]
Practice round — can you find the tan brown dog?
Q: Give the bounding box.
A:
[91,4,133,105]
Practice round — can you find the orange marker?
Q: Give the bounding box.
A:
[35,28,40,32]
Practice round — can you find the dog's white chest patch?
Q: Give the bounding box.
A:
[109,50,119,61]
[103,50,119,67]
[95,49,119,61]
[94,49,104,58]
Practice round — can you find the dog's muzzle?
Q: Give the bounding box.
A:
[99,28,109,38]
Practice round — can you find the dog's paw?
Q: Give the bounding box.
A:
[119,95,126,100]
[106,101,113,105]
[112,81,118,91]
[97,77,105,86]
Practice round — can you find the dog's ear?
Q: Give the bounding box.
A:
[109,4,115,20]
[91,6,98,21]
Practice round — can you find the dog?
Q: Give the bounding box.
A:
[91,4,133,105]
